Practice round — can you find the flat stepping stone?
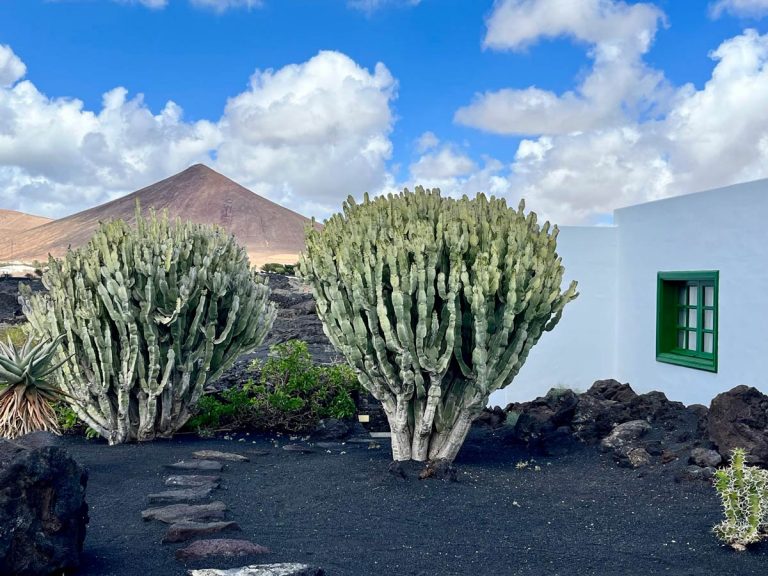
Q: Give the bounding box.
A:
[162,520,241,543]
[175,539,270,562]
[188,564,325,576]
[281,444,314,454]
[166,460,224,471]
[141,501,228,524]
[148,486,214,504]
[165,475,221,488]
[193,450,250,462]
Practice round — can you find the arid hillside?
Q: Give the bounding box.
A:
[0,165,315,265]
[0,210,53,258]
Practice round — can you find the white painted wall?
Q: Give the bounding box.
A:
[614,179,768,405]
[489,226,618,408]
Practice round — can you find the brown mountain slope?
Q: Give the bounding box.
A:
[0,165,315,266]
[0,209,52,232]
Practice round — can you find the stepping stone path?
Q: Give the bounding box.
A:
[176,539,270,561]
[188,564,325,576]
[166,459,224,472]
[163,521,241,543]
[166,475,222,488]
[141,447,324,574]
[148,486,215,504]
[193,450,250,462]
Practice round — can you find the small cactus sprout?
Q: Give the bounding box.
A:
[0,333,66,438]
[713,448,768,550]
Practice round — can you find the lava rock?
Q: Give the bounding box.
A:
[166,459,225,471]
[624,447,652,468]
[474,406,507,429]
[148,486,215,504]
[708,385,768,465]
[175,539,271,562]
[163,521,241,543]
[142,501,228,524]
[689,447,722,468]
[587,379,639,403]
[165,475,222,488]
[600,420,651,453]
[188,564,325,576]
[510,388,579,449]
[310,418,350,441]
[193,450,250,462]
[0,435,88,576]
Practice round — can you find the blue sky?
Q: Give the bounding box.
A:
[1,0,768,224]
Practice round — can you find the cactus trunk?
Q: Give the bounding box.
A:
[300,187,577,466]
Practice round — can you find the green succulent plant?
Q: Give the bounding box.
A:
[0,333,66,438]
[713,448,768,550]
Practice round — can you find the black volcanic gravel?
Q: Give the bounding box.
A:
[62,428,768,576]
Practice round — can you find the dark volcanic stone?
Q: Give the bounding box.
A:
[708,385,768,465]
[175,538,271,561]
[689,447,722,468]
[0,436,88,576]
[165,475,222,488]
[474,406,507,429]
[418,459,458,482]
[141,501,228,524]
[166,459,225,471]
[310,418,350,441]
[187,563,326,576]
[511,388,579,450]
[193,450,249,462]
[162,520,241,543]
[586,379,639,403]
[148,486,215,504]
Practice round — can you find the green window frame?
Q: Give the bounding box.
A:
[656,271,718,372]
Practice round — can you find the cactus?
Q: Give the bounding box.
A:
[713,448,768,550]
[299,187,577,464]
[21,207,276,445]
[0,333,66,438]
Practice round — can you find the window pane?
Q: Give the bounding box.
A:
[688,308,697,329]
[704,286,714,307]
[704,309,714,330]
[704,332,714,354]
[678,309,686,326]
[687,331,697,351]
[679,286,687,304]
[688,285,698,306]
[677,330,685,348]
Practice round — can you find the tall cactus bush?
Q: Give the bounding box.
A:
[299,187,578,464]
[22,208,276,445]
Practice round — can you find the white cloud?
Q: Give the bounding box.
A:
[710,0,768,18]
[479,28,768,225]
[0,46,27,88]
[118,0,169,8]
[455,0,668,136]
[410,145,476,180]
[189,0,262,11]
[415,131,439,153]
[347,0,420,13]
[0,48,396,220]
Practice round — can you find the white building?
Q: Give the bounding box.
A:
[490,178,768,408]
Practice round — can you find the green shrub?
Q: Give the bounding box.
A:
[187,339,359,434]
[0,324,30,348]
[22,207,276,444]
[261,262,296,275]
[713,448,768,550]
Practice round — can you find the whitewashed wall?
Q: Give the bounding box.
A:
[614,179,768,405]
[489,226,618,408]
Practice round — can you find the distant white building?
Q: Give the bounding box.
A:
[490,179,768,408]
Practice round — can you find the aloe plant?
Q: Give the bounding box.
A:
[0,334,66,438]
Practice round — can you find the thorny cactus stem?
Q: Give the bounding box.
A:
[299,187,578,465]
[713,448,768,550]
